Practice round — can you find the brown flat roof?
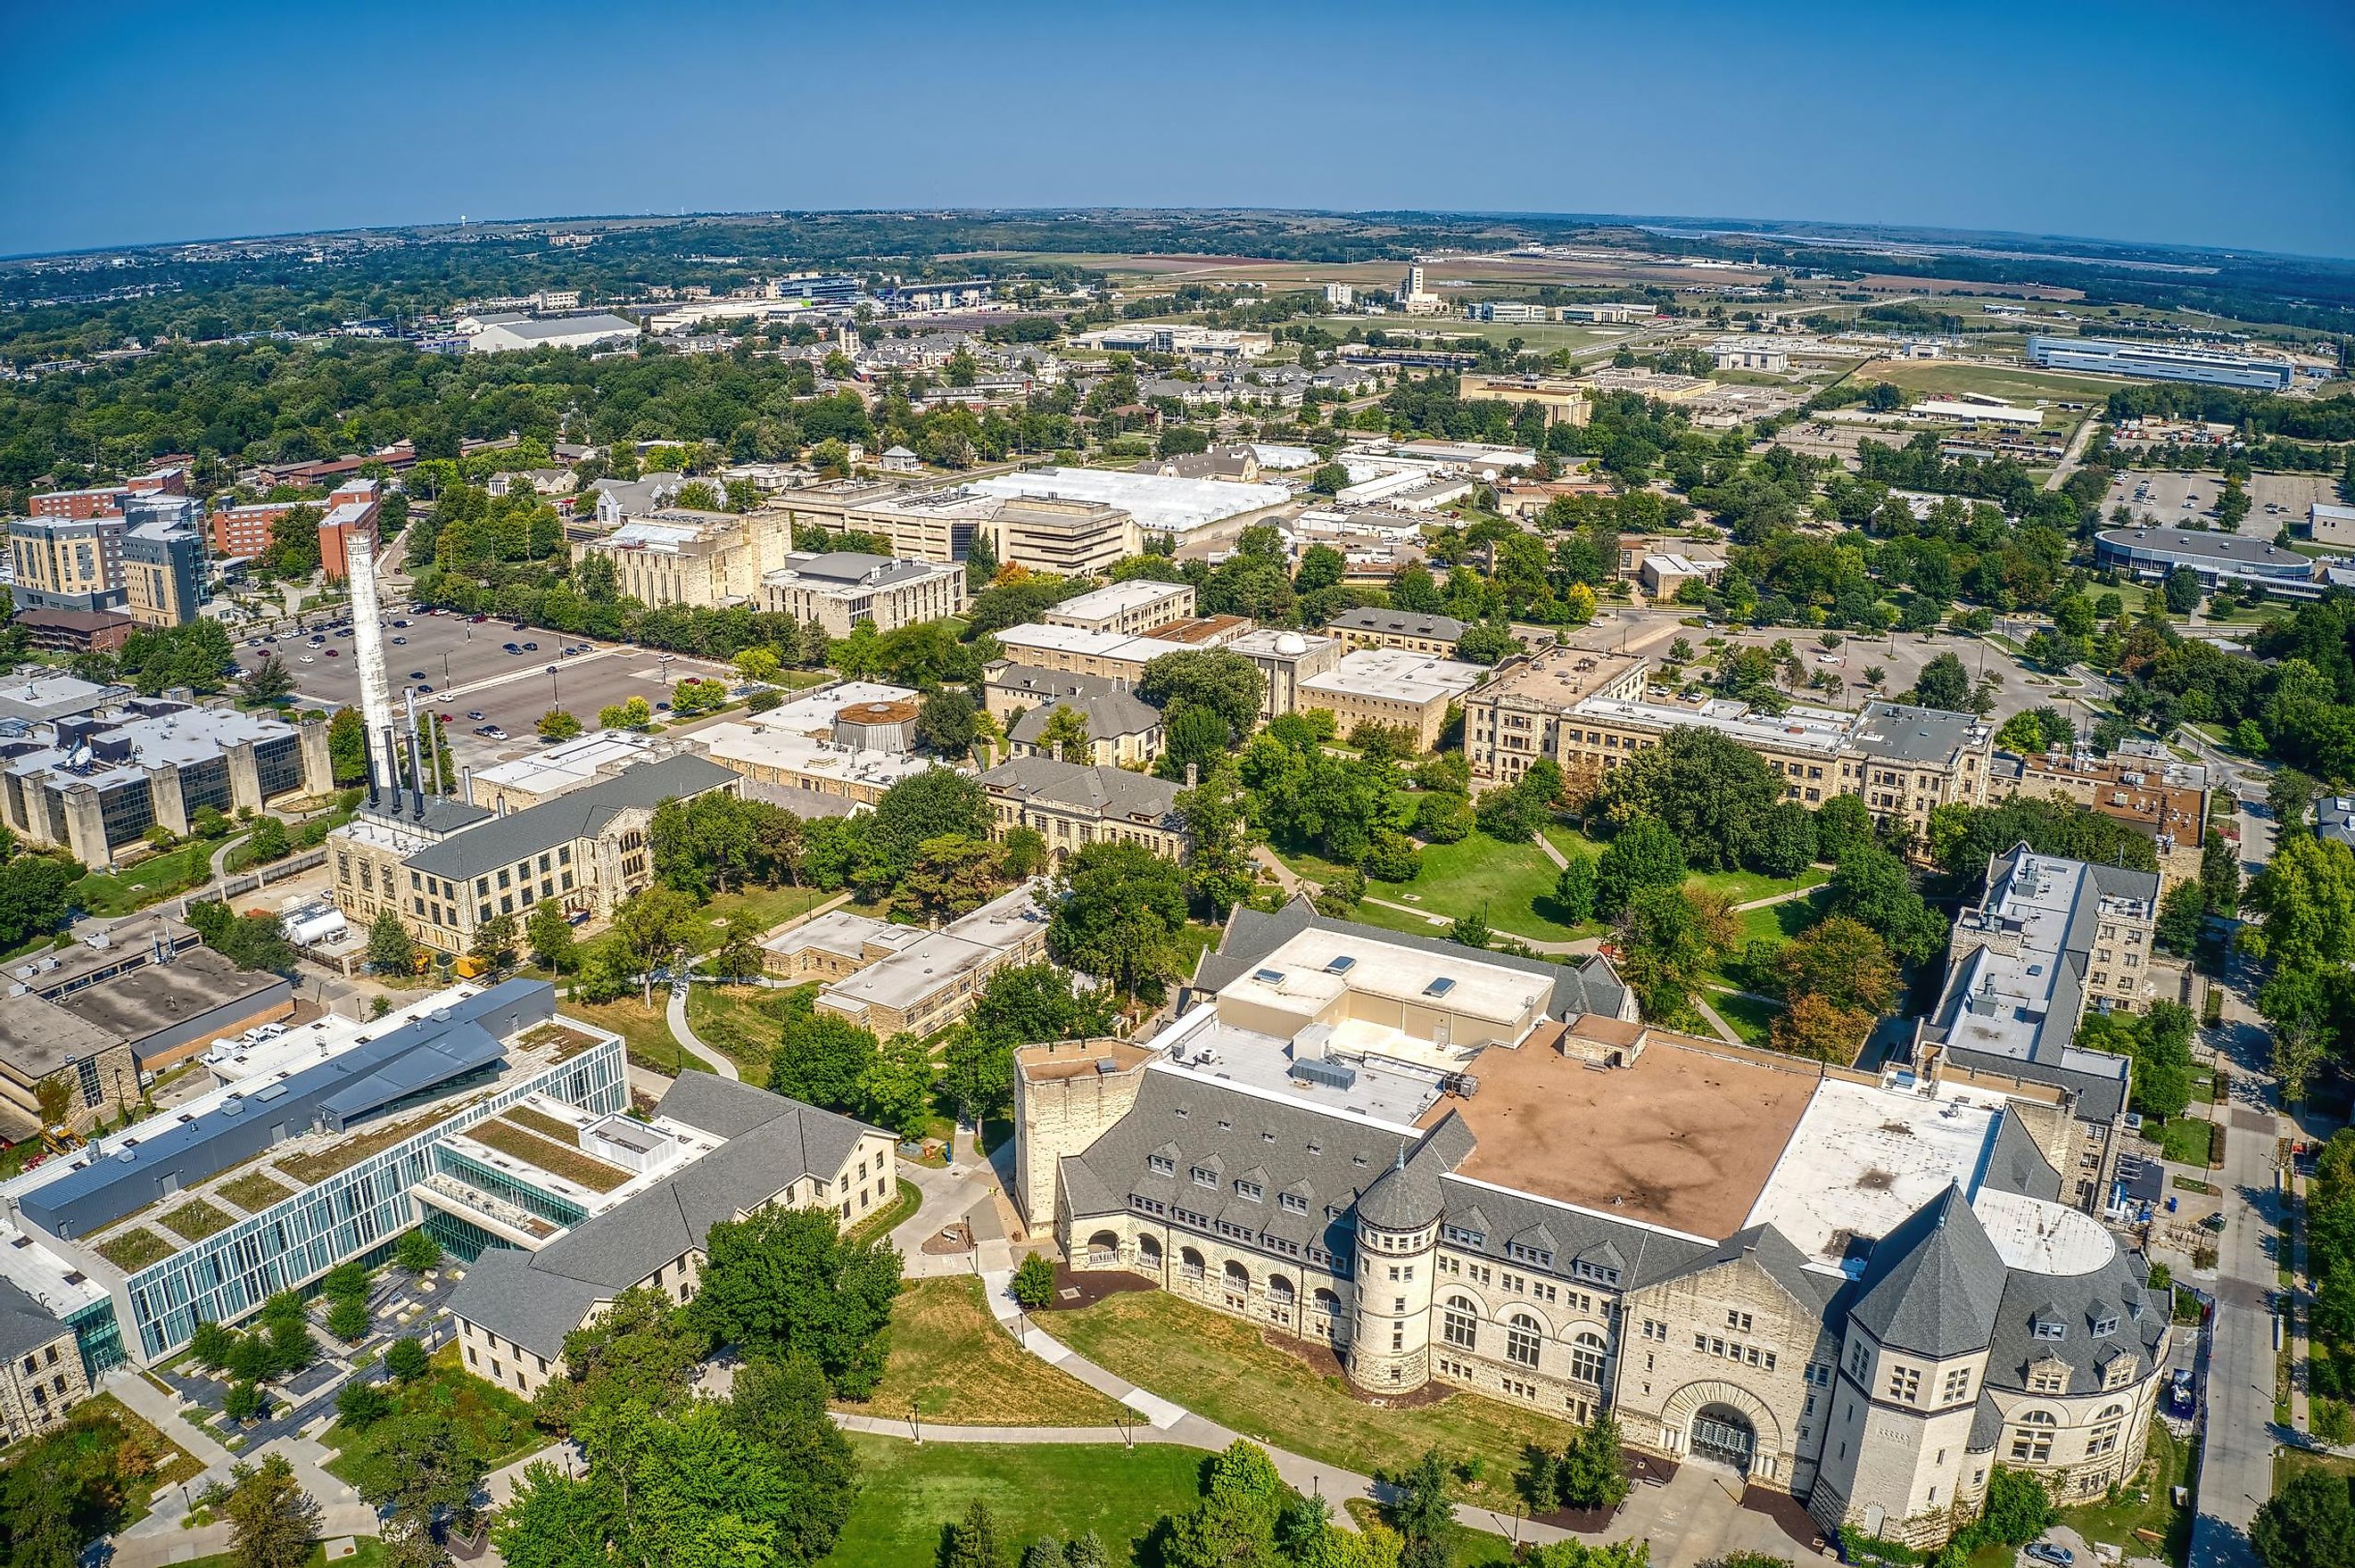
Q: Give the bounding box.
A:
[1016,1037,1155,1083]
[1424,1025,1820,1239]
[1140,615,1253,646]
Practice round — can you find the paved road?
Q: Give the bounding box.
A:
[2187,956,2284,1568]
[665,983,740,1080]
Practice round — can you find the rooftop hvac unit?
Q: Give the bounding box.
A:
[1291,1056,1357,1091]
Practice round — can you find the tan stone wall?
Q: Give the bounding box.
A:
[1012,1043,1152,1232]
[0,1329,92,1446]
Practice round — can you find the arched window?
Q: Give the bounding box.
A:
[2009,1410,2057,1463]
[1223,1259,1251,1309]
[1506,1313,1542,1369]
[1570,1331,1607,1384]
[1442,1296,1479,1350]
[1179,1247,1205,1283]
[2088,1403,2125,1457]
[1137,1234,1163,1267]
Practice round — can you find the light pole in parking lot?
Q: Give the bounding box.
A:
[547,664,560,712]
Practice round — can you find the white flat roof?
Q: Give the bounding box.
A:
[470,730,656,796]
[1045,581,1193,621]
[971,467,1288,536]
[1300,648,1488,707]
[994,623,1195,664]
[1235,927,1551,1045]
[1573,693,1855,754]
[1743,1077,2003,1271]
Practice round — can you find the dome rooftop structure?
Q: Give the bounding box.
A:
[1275,632,1309,657]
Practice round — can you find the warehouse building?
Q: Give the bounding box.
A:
[2026,336,2294,392]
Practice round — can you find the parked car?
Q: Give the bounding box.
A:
[2026,1543,2074,1566]
[501,642,522,654]
[391,635,408,645]
[409,670,427,680]
[417,682,434,693]
[466,710,486,721]
[324,648,340,657]
[2170,1367,2195,1413]
[521,640,538,651]
[484,726,508,741]
[299,655,315,664]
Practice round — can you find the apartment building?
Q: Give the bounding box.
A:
[1022,904,2170,1549]
[318,480,381,581]
[1297,648,1490,751]
[758,549,966,636]
[980,756,1189,864]
[444,1074,897,1400]
[10,515,127,614]
[389,755,740,956]
[120,499,204,626]
[27,466,186,520]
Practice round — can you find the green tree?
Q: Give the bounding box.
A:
[384,1336,430,1382]
[227,1455,320,1568]
[1598,729,1781,872]
[1010,1253,1058,1310]
[1557,1413,1631,1510]
[941,1499,1005,1568]
[1448,911,1492,950]
[326,1297,369,1342]
[241,656,296,706]
[1177,763,1261,920]
[2271,768,2323,833]
[367,910,417,975]
[393,1230,442,1274]
[1137,650,1265,742]
[525,898,576,973]
[2251,1465,2355,1568]
[1553,854,1600,923]
[532,1287,706,1436]
[768,990,880,1113]
[857,1033,936,1138]
[1390,1449,1452,1568]
[2242,835,2355,969]
[1977,1467,2057,1547]
[1614,887,1738,1023]
[916,689,984,759]
[1592,817,1687,920]
[2155,880,2208,955]
[1908,651,1970,712]
[245,815,291,863]
[1046,840,1189,998]
[687,1204,903,1397]
[1823,842,1946,964]
[335,1381,392,1430]
[327,707,369,785]
[2163,565,2203,615]
[1164,1442,1292,1568]
[1036,704,1093,763]
[1775,917,1897,1015]
[2260,965,2336,1103]
[611,885,702,1003]
[536,709,583,741]
[869,768,994,877]
[348,1409,484,1529]
[899,832,1006,921]
[471,911,518,966]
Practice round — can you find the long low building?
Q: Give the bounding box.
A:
[2026,335,2294,392]
[791,880,1054,1037]
[971,466,1292,546]
[980,756,1188,865]
[0,978,627,1368]
[1020,902,2172,1550]
[2094,525,2319,589]
[758,549,966,635]
[1465,648,1994,838]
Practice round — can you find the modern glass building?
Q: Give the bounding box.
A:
[2026,335,2294,392]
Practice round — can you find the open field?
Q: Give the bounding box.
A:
[557,994,701,1076]
[840,1276,1125,1426]
[828,1433,1206,1567]
[1365,830,1590,942]
[1852,358,2131,423]
[1051,1289,1574,1494]
[684,984,791,1076]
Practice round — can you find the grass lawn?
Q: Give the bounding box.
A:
[841,1276,1125,1426]
[71,838,235,917]
[690,884,834,950]
[558,995,704,1077]
[1709,991,1781,1046]
[1853,359,2134,424]
[827,1433,1207,1567]
[686,984,802,1076]
[1694,864,1831,905]
[1367,831,1593,944]
[78,1391,206,1520]
[1052,1290,1573,1497]
[321,1342,542,1484]
[170,1546,385,1568]
[2059,1421,2194,1567]
[1337,897,1457,938]
[2154,1118,2216,1167]
[2276,1446,2355,1492]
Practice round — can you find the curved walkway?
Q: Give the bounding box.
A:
[665,985,740,1080]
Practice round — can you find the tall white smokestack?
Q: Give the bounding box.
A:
[347,532,400,794]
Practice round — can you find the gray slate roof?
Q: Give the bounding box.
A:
[0,1277,70,1362]
[1326,608,1467,641]
[1983,1107,2065,1202]
[406,755,737,880]
[1008,689,1164,747]
[443,1077,885,1360]
[1984,1242,2169,1399]
[989,665,1122,706]
[1848,1185,2008,1359]
[1195,897,1630,1023]
[979,755,1181,825]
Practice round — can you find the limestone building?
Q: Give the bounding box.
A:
[1021,903,2171,1548]
[0,699,334,870]
[1989,751,2209,892]
[444,1075,897,1400]
[763,881,1053,1037]
[0,1280,92,1445]
[1325,607,1467,659]
[570,512,758,608]
[1296,648,1490,752]
[1226,629,1345,720]
[1466,649,1995,840]
[758,550,966,636]
[1006,684,1166,768]
[979,755,1189,864]
[1042,581,1197,636]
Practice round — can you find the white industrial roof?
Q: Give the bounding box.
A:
[971,467,1288,537]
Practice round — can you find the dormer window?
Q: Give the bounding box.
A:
[1235,1180,1264,1202]
[1280,1193,1309,1215]
[2092,1314,2120,1338]
[1191,1166,1217,1188]
[2033,1319,2066,1341]
[1149,1154,1176,1176]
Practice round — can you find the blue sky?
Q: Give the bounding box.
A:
[4,0,2351,259]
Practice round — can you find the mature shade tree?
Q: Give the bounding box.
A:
[1774,918,1897,1017]
[1046,840,1190,998]
[1745,801,1817,879]
[1598,729,1781,872]
[240,655,296,706]
[1822,842,1946,965]
[525,898,576,974]
[899,832,1006,920]
[915,689,983,759]
[867,767,993,878]
[1926,796,2158,891]
[2242,835,2355,970]
[1552,853,1600,924]
[856,1033,936,1138]
[767,990,880,1113]
[533,1286,708,1437]
[1614,886,1737,1023]
[1155,701,1233,783]
[2271,768,2324,833]
[2251,1465,2355,1568]
[1137,650,1266,743]
[941,963,1118,1122]
[1176,764,1261,920]
[1591,816,1688,920]
[1907,651,1971,712]
[686,1205,902,1397]
[0,854,80,952]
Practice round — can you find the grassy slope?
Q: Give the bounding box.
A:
[840,1276,1125,1426]
[828,1434,1206,1567]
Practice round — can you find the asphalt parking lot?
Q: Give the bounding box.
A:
[257,612,735,768]
[2101,467,2334,534]
[1695,627,2078,726]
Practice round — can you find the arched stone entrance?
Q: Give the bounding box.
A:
[1690,1403,1757,1474]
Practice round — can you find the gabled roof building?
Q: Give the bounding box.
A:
[1018,901,2172,1549]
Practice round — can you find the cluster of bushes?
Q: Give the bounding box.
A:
[2302,1129,2355,1444]
[189,1292,317,1422]
[1516,1414,1633,1514]
[334,1335,431,1430]
[1839,1467,2056,1568]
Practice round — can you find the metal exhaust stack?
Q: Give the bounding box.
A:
[347,533,400,795]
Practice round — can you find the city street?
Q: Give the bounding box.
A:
[2187,954,2287,1568]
